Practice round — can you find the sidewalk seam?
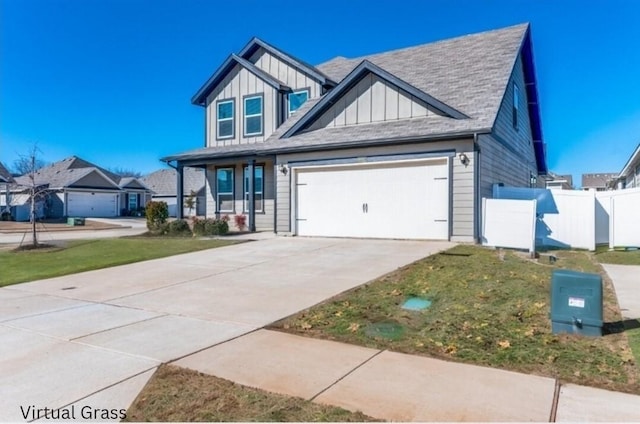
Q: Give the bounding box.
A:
[309,348,385,402]
[549,379,561,422]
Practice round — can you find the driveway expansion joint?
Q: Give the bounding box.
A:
[309,348,385,402]
[549,379,561,422]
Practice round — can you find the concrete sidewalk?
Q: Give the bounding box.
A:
[176,329,640,422]
[1,237,453,421]
[602,263,640,320]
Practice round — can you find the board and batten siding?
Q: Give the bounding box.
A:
[205,64,278,147]
[249,47,323,99]
[276,138,476,240]
[491,52,537,167]
[204,161,275,231]
[308,74,436,131]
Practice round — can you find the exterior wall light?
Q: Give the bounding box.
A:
[279,163,288,176]
[458,152,470,166]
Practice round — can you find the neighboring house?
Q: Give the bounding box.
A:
[0,161,15,218]
[616,143,640,189]
[581,173,618,191]
[10,156,152,220]
[141,167,206,217]
[545,172,573,190]
[163,23,547,242]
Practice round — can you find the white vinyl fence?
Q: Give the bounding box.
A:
[486,186,640,251]
[607,188,640,248]
[481,198,536,254]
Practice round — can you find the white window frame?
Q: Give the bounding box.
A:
[243,165,264,213]
[288,89,309,116]
[217,99,235,140]
[216,167,235,212]
[243,95,263,137]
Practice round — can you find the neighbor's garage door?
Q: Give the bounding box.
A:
[67,192,118,217]
[296,159,449,240]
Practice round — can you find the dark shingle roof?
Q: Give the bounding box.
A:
[0,161,14,183]
[141,167,205,196]
[12,156,149,190]
[581,173,618,189]
[165,24,535,164]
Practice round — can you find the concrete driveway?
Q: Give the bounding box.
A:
[0,237,454,421]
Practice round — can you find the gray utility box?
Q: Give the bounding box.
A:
[550,269,603,337]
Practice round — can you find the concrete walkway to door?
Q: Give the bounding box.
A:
[0,237,454,421]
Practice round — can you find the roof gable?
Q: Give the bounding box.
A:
[619,143,640,178]
[239,37,336,88]
[119,177,149,190]
[13,156,122,189]
[141,167,205,196]
[68,169,121,189]
[283,60,468,138]
[0,161,13,183]
[191,54,291,106]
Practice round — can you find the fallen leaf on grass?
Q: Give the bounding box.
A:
[389,289,402,296]
[498,340,511,349]
[334,311,343,317]
[348,323,360,332]
[524,328,535,337]
[300,322,312,330]
[534,302,546,309]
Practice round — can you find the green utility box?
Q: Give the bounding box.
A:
[67,217,85,226]
[550,270,603,337]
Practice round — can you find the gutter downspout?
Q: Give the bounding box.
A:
[473,133,481,243]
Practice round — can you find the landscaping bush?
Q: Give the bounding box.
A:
[234,214,247,231]
[166,219,192,237]
[192,217,229,236]
[145,201,168,233]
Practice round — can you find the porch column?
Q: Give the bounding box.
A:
[247,159,256,232]
[176,165,184,219]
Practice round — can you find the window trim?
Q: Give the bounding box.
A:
[243,94,264,137]
[216,166,235,213]
[288,88,310,117]
[216,98,235,140]
[512,83,519,131]
[243,164,264,213]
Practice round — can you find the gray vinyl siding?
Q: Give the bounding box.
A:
[205,65,278,147]
[249,47,322,98]
[308,74,434,131]
[275,163,290,232]
[204,161,274,231]
[491,53,537,165]
[70,171,118,189]
[277,138,475,240]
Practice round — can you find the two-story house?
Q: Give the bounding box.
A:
[163,23,547,242]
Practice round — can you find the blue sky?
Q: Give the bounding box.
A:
[2,0,639,186]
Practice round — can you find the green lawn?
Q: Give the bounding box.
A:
[271,245,640,395]
[125,365,379,422]
[594,246,640,265]
[0,238,236,286]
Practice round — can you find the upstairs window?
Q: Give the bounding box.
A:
[288,90,309,116]
[512,83,519,130]
[243,165,264,212]
[244,95,263,136]
[216,168,234,212]
[217,99,235,139]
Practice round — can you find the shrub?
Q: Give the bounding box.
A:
[192,217,229,236]
[234,214,247,231]
[166,219,192,237]
[145,201,168,233]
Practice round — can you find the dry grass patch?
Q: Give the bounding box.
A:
[125,365,379,422]
[271,245,640,395]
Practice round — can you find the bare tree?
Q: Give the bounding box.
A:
[17,145,50,247]
[108,167,143,178]
[13,156,47,176]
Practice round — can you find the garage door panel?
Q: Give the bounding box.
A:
[67,192,118,217]
[296,160,450,240]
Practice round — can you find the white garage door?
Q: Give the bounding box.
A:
[67,192,118,217]
[296,159,449,240]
